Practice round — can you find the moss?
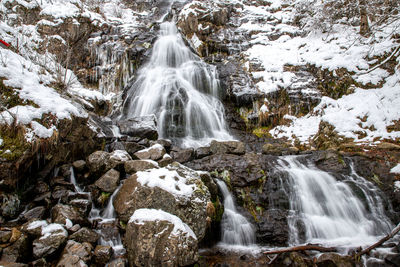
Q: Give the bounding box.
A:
[0,78,38,108]
[212,197,224,222]
[0,123,31,161]
[371,174,383,186]
[252,126,272,138]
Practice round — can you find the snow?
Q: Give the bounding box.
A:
[0,138,3,147]
[31,121,56,139]
[395,181,400,192]
[40,2,80,19]
[136,167,196,198]
[137,144,164,154]
[40,223,68,239]
[27,220,48,230]
[129,208,196,239]
[391,164,400,174]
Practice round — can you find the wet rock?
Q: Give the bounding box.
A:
[152,139,172,153]
[56,240,92,267]
[30,259,47,266]
[94,245,113,265]
[22,206,46,221]
[316,253,355,267]
[86,151,110,176]
[198,172,218,200]
[51,204,87,226]
[51,186,71,201]
[262,143,298,156]
[315,150,348,174]
[21,220,48,237]
[257,209,289,246]
[114,163,211,240]
[170,147,194,163]
[35,181,50,194]
[385,253,400,266]
[69,227,99,245]
[0,233,29,262]
[69,199,91,216]
[107,258,127,267]
[33,224,68,259]
[195,146,211,159]
[117,115,158,140]
[124,160,159,174]
[95,169,120,193]
[134,144,166,161]
[72,160,86,173]
[125,209,198,267]
[210,140,245,155]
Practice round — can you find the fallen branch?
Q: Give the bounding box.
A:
[264,244,337,255]
[357,222,400,257]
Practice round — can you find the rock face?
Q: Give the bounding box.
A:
[117,116,158,140]
[125,209,198,267]
[114,163,211,240]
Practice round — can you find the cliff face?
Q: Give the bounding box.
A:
[0,0,399,266]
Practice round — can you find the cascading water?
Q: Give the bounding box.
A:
[277,156,393,248]
[121,22,232,147]
[216,180,256,247]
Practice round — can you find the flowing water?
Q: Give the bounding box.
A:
[121,22,232,147]
[216,180,256,247]
[277,156,394,248]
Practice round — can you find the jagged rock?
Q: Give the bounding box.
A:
[134,144,166,161]
[35,181,50,194]
[21,220,48,237]
[95,169,120,193]
[170,147,194,163]
[69,199,91,216]
[0,233,29,262]
[94,245,113,265]
[198,172,218,200]
[114,163,211,240]
[69,227,99,245]
[51,186,72,201]
[124,160,159,174]
[1,194,20,219]
[315,150,348,174]
[22,206,46,221]
[262,143,298,156]
[30,259,47,266]
[56,240,92,267]
[72,160,86,173]
[86,151,110,176]
[125,209,198,267]
[152,139,172,153]
[195,146,211,159]
[32,224,68,259]
[117,116,158,140]
[210,140,246,155]
[51,204,86,226]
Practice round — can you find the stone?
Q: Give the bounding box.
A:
[22,206,46,221]
[152,139,172,153]
[1,194,20,219]
[107,258,127,267]
[69,199,91,216]
[195,146,211,159]
[21,220,48,237]
[51,186,72,201]
[94,245,113,265]
[33,224,68,259]
[69,227,99,245]
[56,240,92,267]
[125,209,198,267]
[158,154,174,167]
[210,140,246,155]
[9,228,21,243]
[198,172,218,200]
[72,160,86,173]
[316,253,355,267]
[95,169,120,193]
[86,151,110,176]
[0,229,12,243]
[114,163,211,240]
[124,160,159,174]
[34,181,50,194]
[170,147,194,163]
[0,233,29,262]
[122,142,146,156]
[51,204,87,226]
[257,209,289,246]
[134,144,166,161]
[117,115,158,140]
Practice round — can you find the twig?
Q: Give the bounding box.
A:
[263,244,338,255]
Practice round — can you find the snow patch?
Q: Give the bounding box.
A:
[110,150,132,162]
[40,223,67,239]
[391,164,400,174]
[129,208,196,239]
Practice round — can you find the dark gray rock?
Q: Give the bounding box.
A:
[195,146,211,159]
[69,227,99,246]
[0,233,29,262]
[124,160,159,174]
[210,140,245,155]
[72,160,86,173]
[22,206,46,221]
[117,115,158,140]
[170,147,194,163]
[32,224,68,259]
[95,169,120,193]
[122,142,146,156]
[51,204,87,226]
[56,240,92,266]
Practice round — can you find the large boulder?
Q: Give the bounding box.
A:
[117,116,158,140]
[125,209,198,267]
[87,150,131,176]
[134,144,166,161]
[69,227,99,245]
[32,223,68,259]
[0,233,29,262]
[114,163,211,240]
[51,204,87,226]
[124,160,159,174]
[95,169,120,193]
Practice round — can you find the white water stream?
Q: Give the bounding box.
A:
[216,180,256,247]
[121,22,232,147]
[278,156,394,248]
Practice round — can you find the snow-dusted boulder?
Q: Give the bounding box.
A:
[32,223,68,259]
[87,150,132,176]
[125,209,198,267]
[124,159,159,174]
[117,115,158,140]
[114,163,211,240]
[134,144,166,161]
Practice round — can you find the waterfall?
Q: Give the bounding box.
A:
[216,180,256,246]
[277,156,393,247]
[121,22,232,148]
[69,167,83,193]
